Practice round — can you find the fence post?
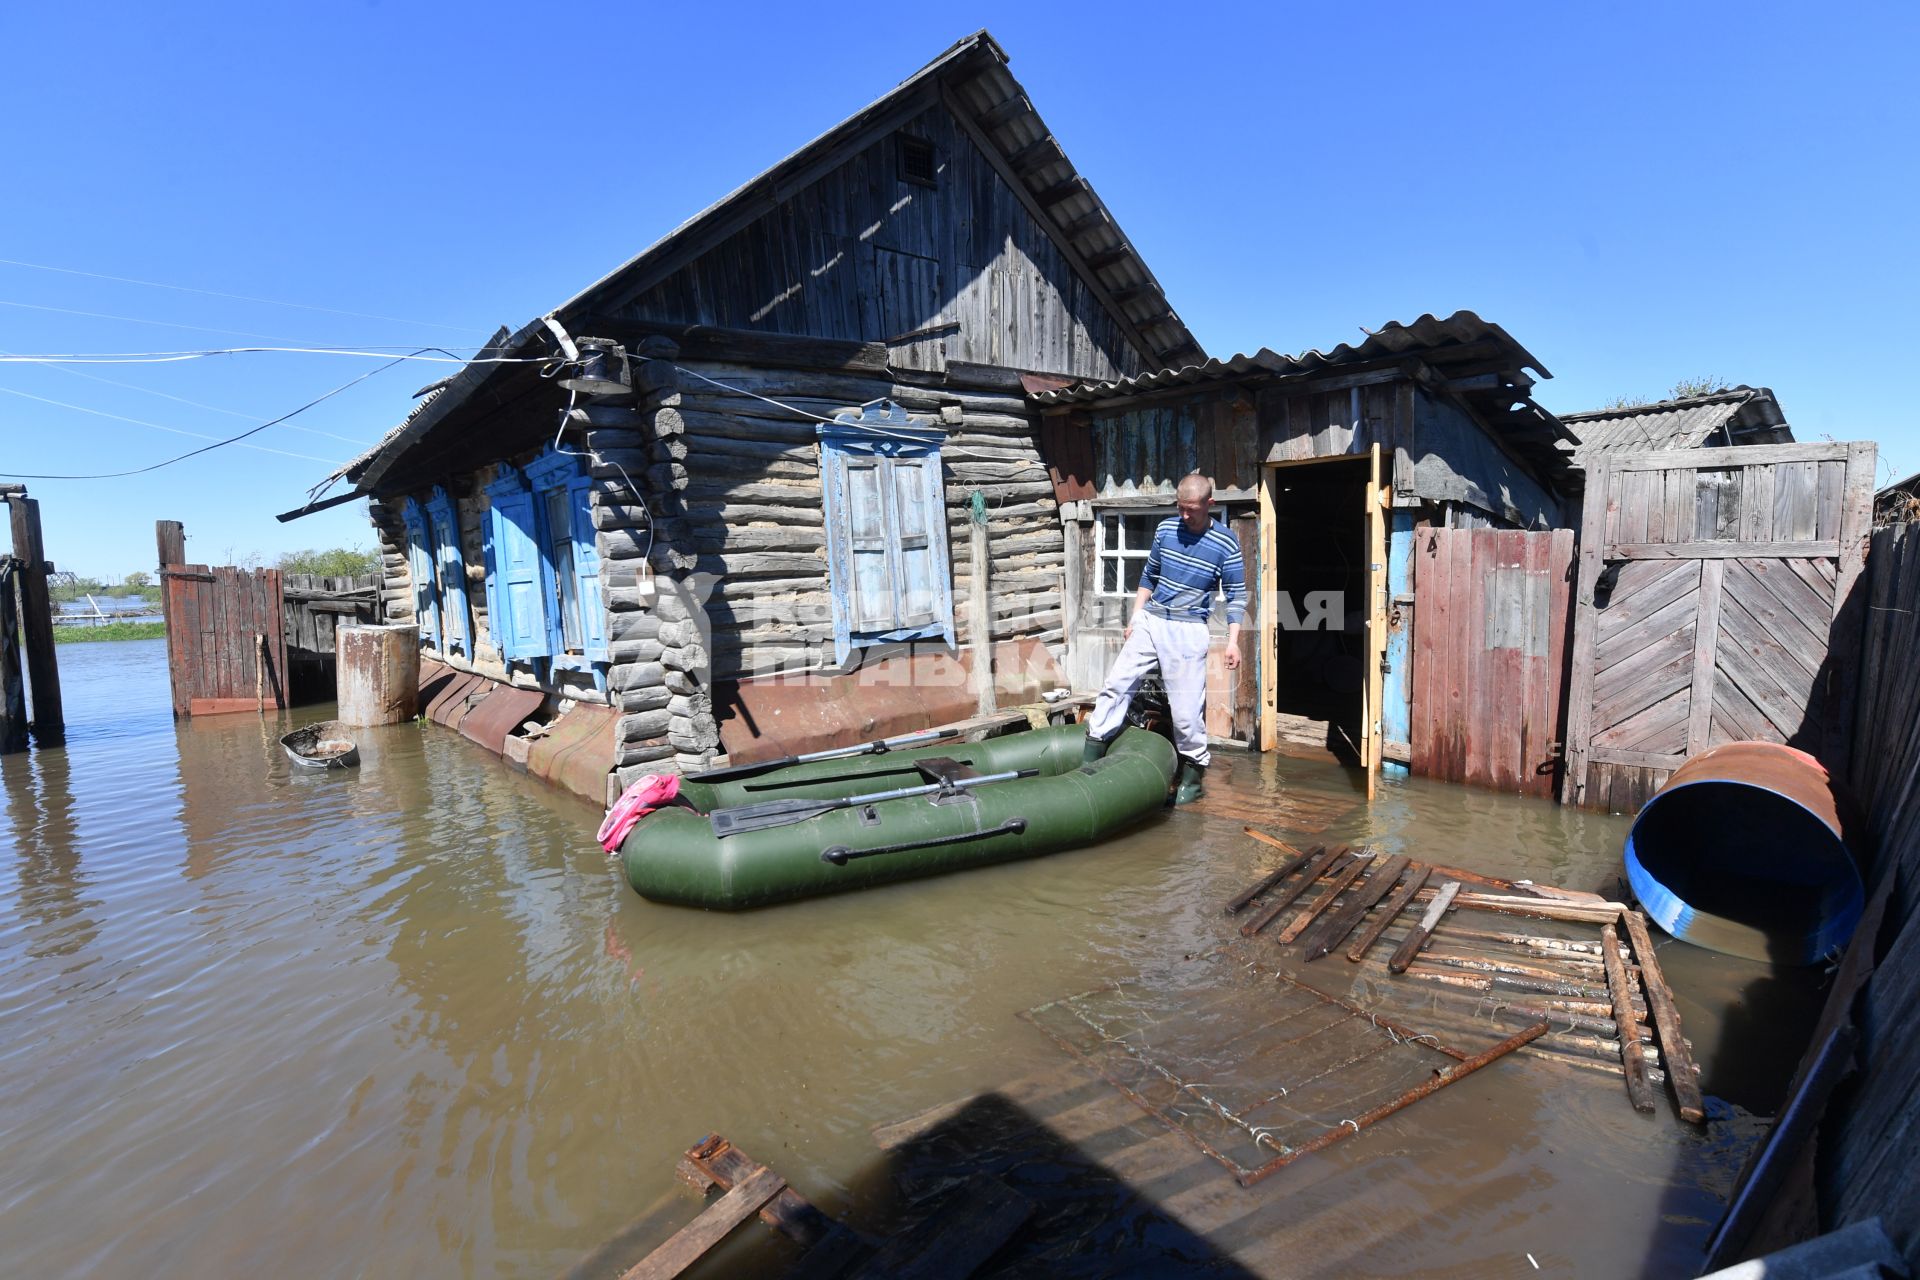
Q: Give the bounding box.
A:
[8,495,63,745]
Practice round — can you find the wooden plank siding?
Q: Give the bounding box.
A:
[1561,444,1877,810]
[1409,528,1574,799]
[616,102,1141,384]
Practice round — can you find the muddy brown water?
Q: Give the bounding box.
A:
[1,639,1820,1278]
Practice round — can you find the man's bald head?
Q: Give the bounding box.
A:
[1175,473,1213,531]
[1176,473,1213,502]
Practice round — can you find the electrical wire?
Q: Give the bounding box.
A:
[0,345,546,365]
[0,346,374,447]
[0,352,417,480]
[548,387,655,567]
[0,258,478,333]
[670,364,1048,472]
[0,385,344,465]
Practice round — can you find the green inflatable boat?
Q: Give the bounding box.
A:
[618,725,1175,909]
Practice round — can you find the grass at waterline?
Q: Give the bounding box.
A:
[51,622,168,644]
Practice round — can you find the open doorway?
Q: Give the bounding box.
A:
[1267,456,1370,763]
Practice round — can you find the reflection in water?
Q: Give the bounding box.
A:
[0,640,1789,1278]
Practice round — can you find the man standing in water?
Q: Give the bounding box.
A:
[1082,472,1246,803]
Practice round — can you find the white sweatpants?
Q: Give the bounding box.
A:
[1086,611,1211,766]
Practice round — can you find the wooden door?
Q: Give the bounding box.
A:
[1562,442,1876,811]
[1410,528,1577,799]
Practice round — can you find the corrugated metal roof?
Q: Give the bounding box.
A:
[1030,311,1552,406]
[1557,386,1789,465]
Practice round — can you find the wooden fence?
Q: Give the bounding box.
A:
[157,518,289,717]
[1410,527,1576,799]
[1819,522,1920,1239]
[1561,442,1877,812]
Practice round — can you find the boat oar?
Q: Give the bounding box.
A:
[709,769,1038,838]
[683,729,960,783]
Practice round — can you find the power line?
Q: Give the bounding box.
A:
[1,348,375,447]
[0,353,416,480]
[0,345,543,365]
[0,297,323,344]
[0,385,345,465]
[0,257,479,334]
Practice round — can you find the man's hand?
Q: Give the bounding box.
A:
[1223,647,1241,671]
[1124,614,1141,642]
[1223,623,1243,670]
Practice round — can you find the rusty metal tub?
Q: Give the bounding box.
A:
[1624,741,1865,965]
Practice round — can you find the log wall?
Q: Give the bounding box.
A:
[595,349,1062,787]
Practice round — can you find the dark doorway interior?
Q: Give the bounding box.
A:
[1271,458,1368,758]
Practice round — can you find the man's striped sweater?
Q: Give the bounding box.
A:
[1140,517,1248,625]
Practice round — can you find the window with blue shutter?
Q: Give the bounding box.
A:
[483,447,607,687]
[819,403,955,664]
[400,498,440,648]
[424,486,471,657]
[483,467,553,662]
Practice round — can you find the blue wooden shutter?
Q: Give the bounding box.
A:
[526,449,581,656]
[425,487,470,656]
[818,405,953,662]
[480,506,498,648]
[401,498,440,648]
[483,469,552,661]
[567,473,608,662]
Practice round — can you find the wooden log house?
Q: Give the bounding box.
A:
[289,31,1209,802]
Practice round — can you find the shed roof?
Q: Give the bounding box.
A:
[291,31,1204,514]
[1557,386,1790,467]
[1032,310,1579,482]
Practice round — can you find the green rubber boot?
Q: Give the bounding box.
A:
[1081,731,1112,765]
[1173,757,1206,805]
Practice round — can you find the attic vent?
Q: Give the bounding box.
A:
[898,136,937,188]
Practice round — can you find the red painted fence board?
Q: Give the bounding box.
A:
[161,563,288,717]
[1410,528,1575,799]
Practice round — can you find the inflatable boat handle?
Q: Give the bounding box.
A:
[821,817,1030,866]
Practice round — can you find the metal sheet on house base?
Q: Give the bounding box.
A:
[714,638,1068,765]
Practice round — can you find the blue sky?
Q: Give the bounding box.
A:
[3,3,1914,579]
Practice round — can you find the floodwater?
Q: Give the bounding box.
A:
[0,640,1813,1278]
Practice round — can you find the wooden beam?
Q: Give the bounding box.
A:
[1621,911,1706,1123]
[575,317,890,375]
[1033,177,1086,207]
[619,1166,786,1280]
[1600,922,1658,1113]
[973,93,1030,132]
[1607,540,1840,561]
[1004,135,1060,174]
[7,497,62,745]
[1610,441,1853,471]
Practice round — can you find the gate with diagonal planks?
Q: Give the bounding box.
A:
[1562,442,1877,812]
